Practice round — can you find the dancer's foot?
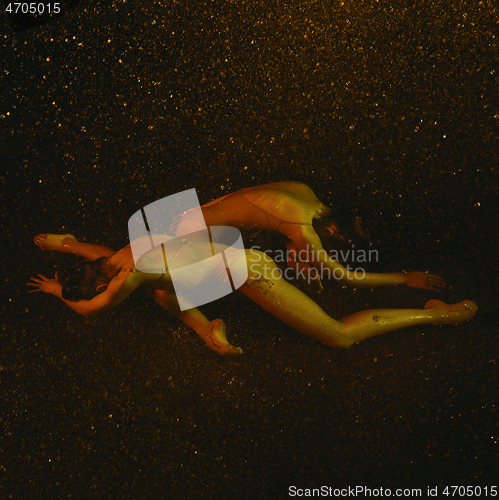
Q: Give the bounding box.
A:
[34,233,76,251]
[208,319,242,356]
[424,299,478,324]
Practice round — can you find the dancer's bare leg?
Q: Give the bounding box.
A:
[34,233,115,260]
[154,289,242,356]
[238,250,477,348]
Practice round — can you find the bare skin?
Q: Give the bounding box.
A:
[175,181,446,291]
[29,233,477,354]
[238,250,476,348]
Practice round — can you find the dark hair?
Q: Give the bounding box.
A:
[313,214,370,246]
[59,257,110,301]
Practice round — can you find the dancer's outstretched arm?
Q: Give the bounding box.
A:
[27,270,146,316]
[288,226,445,290]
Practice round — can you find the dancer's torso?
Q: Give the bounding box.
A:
[104,240,175,291]
[104,236,230,292]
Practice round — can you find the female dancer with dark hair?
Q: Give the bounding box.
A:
[28,232,477,356]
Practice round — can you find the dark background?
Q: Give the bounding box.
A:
[1,1,498,498]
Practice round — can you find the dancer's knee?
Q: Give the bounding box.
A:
[335,337,356,349]
[313,329,354,350]
[332,324,358,349]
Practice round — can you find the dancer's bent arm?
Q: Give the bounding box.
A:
[27,270,146,317]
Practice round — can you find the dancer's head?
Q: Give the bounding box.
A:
[314,214,370,247]
[59,257,111,301]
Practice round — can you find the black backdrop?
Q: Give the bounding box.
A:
[1,1,498,498]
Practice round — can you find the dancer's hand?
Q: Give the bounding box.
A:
[27,272,62,296]
[404,272,446,291]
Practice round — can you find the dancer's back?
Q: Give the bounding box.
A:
[199,181,330,233]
